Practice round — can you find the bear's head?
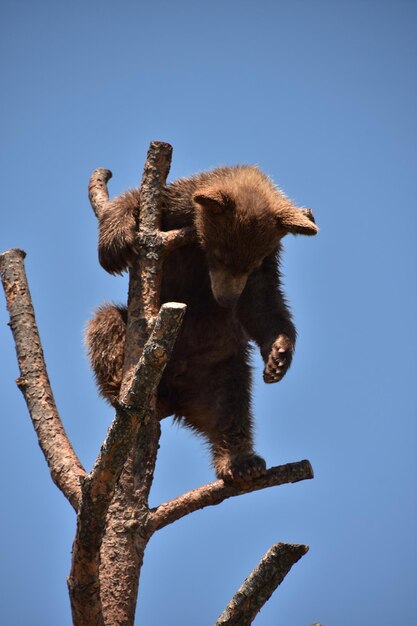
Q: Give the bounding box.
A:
[193,166,318,309]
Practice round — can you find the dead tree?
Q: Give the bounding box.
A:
[0,141,314,626]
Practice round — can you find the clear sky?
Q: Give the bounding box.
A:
[1,1,416,625]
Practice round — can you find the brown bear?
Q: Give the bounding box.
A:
[86,165,318,481]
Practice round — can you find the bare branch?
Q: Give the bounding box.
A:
[122,301,186,408]
[148,460,313,533]
[138,140,172,232]
[68,302,185,626]
[0,248,85,510]
[98,143,176,624]
[88,168,113,219]
[69,144,178,625]
[214,542,309,626]
[121,141,173,395]
[87,302,186,505]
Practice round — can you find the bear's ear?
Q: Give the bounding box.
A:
[193,190,232,213]
[279,207,319,236]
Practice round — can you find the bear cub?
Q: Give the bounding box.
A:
[86,165,318,481]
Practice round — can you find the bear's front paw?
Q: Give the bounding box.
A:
[263,334,294,384]
[98,222,138,275]
[217,454,266,482]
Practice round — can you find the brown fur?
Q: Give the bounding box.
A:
[86,166,318,481]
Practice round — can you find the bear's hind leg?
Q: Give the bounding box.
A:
[178,355,266,481]
[85,304,127,404]
[210,422,266,482]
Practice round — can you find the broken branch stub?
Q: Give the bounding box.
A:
[88,168,113,219]
[214,543,309,626]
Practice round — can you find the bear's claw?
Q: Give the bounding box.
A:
[219,454,267,482]
[263,334,294,384]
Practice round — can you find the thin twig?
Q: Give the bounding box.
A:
[148,460,313,533]
[0,248,86,510]
[214,543,309,626]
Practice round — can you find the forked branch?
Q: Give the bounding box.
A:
[92,141,198,625]
[68,302,186,626]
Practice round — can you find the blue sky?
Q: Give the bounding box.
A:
[1,1,416,625]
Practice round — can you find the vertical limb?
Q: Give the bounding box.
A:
[121,141,173,393]
[87,141,196,625]
[95,142,178,626]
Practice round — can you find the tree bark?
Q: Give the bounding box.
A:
[67,303,185,626]
[94,142,185,625]
[214,543,309,626]
[0,248,85,510]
